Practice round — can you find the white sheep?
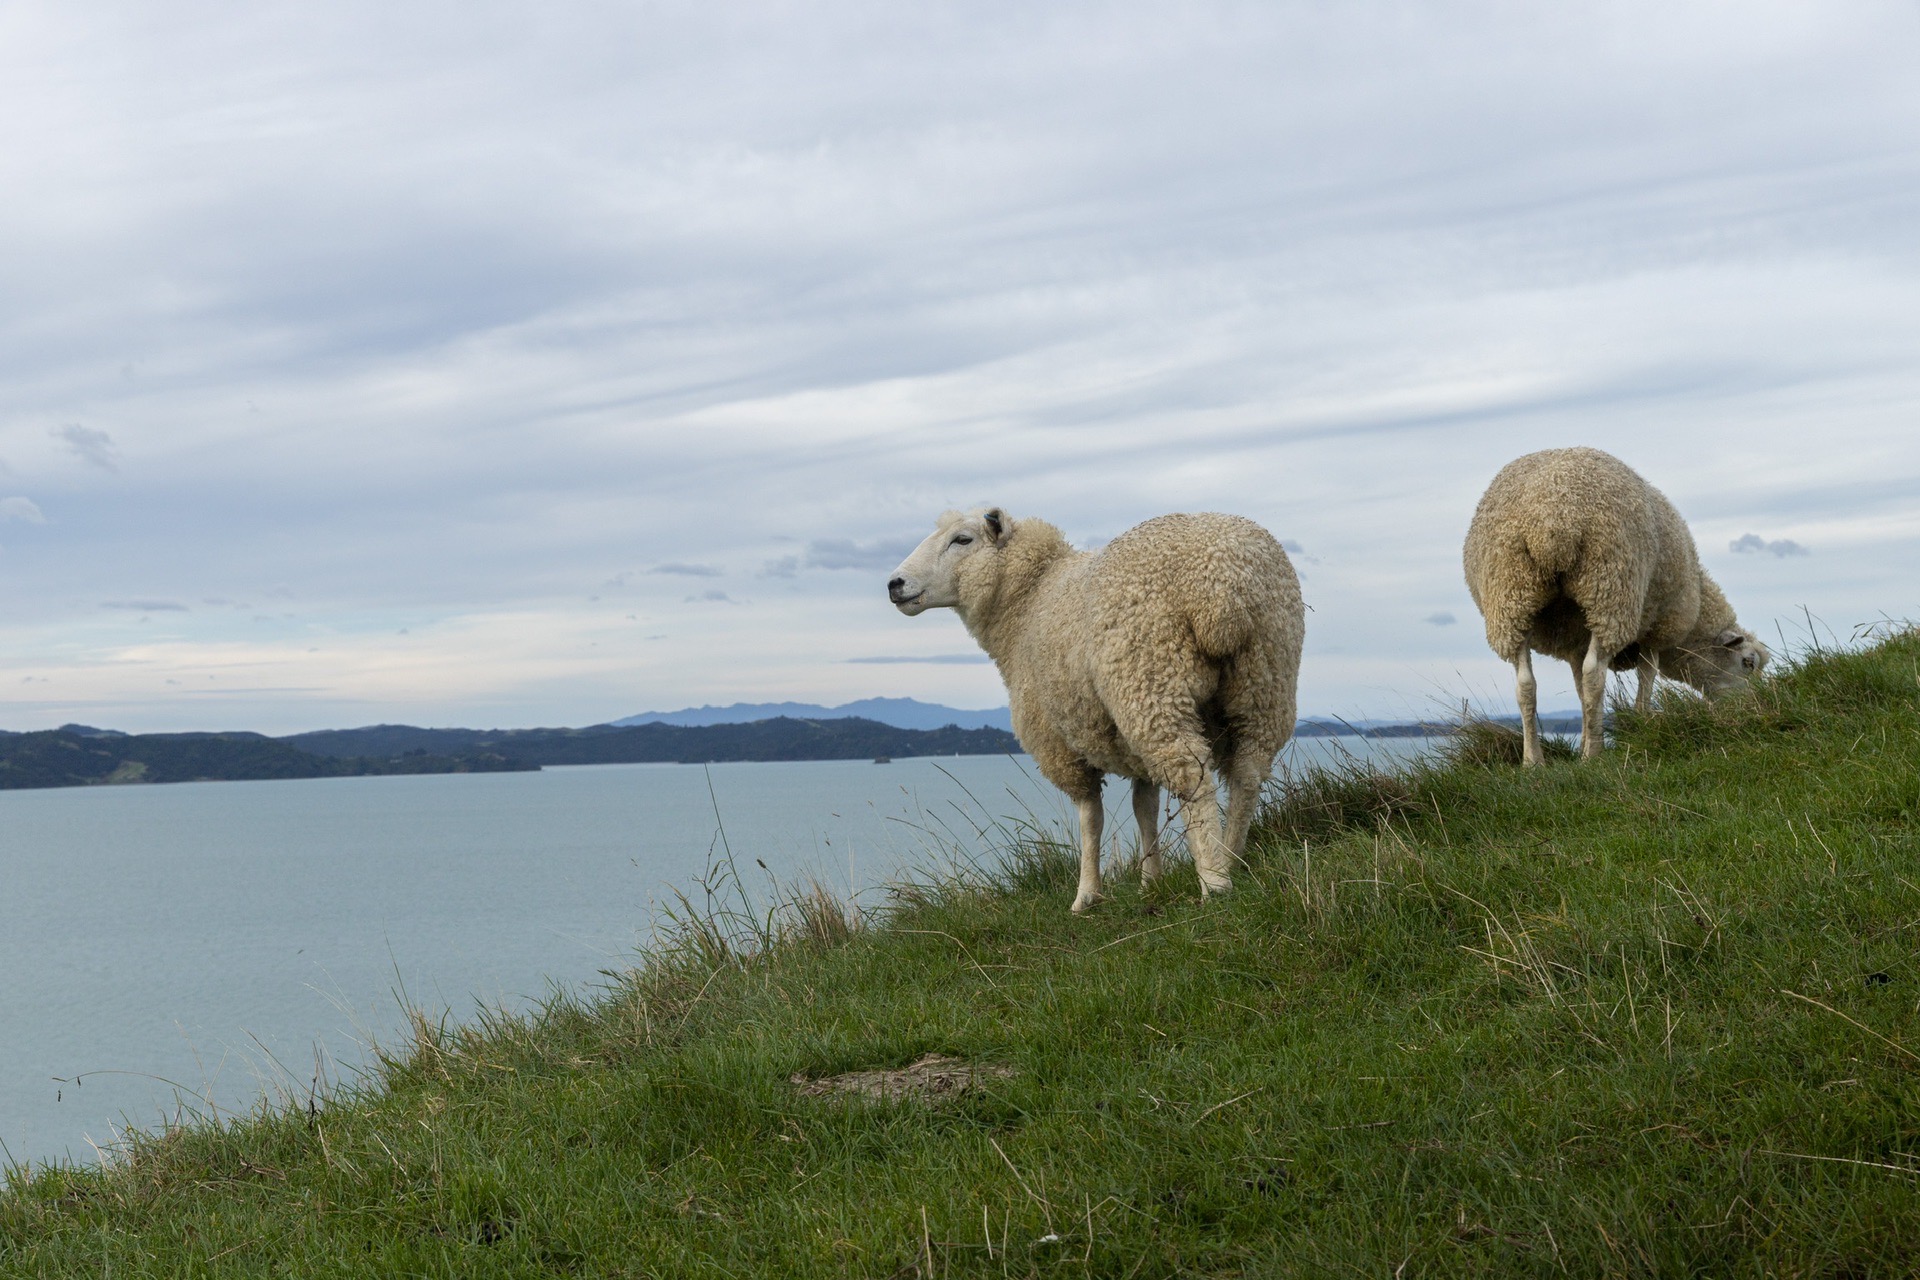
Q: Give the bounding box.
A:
[888,507,1305,912]
[1463,447,1770,765]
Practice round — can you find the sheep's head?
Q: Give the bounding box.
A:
[1668,626,1771,699]
[888,507,1010,617]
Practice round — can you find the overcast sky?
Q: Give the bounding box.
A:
[0,1,1914,734]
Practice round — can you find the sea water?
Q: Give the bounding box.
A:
[0,737,1430,1168]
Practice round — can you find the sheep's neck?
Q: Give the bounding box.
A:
[957,523,1076,666]
[1656,572,1739,687]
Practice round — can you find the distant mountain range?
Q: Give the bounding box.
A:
[282,718,1019,765]
[613,699,1582,738]
[612,697,1014,732]
[1296,713,1585,738]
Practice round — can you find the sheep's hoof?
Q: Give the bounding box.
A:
[1198,877,1233,899]
[1070,891,1105,914]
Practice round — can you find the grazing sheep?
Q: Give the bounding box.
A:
[888,507,1305,912]
[1463,447,1770,765]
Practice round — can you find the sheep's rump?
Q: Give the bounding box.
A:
[1072,513,1304,767]
[1463,447,1699,666]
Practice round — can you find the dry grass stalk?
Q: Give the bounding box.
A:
[792,1054,1015,1102]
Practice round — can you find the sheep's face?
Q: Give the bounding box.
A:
[888,507,1008,616]
[1672,627,1771,699]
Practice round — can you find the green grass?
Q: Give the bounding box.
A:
[7,630,1920,1277]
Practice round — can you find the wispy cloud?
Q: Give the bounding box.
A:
[0,497,45,523]
[1730,533,1810,557]
[1424,611,1458,627]
[101,600,188,612]
[684,590,738,604]
[651,562,723,578]
[53,425,118,472]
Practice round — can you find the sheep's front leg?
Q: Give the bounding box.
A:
[1578,633,1609,760]
[1071,791,1105,914]
[1514,648,1543,768]
[1131,779,1161,885]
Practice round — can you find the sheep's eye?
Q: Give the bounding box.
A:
[951,535,973,547]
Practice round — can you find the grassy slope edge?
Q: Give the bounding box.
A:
[6,631,1920,1277]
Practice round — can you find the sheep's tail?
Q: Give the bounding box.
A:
[1188,595,1262,660]
[1520,519,1582,574]
[1188,546,1298,661]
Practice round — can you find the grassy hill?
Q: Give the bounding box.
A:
[6,630,1919,1276]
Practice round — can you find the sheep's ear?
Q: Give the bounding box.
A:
[1714,628,1748,648]
[982,508,1009,544]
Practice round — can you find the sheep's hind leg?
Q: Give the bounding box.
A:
[1141,734,1230,895]
[1183,775,1231,897]
[1131,779,1162,885]
[1070,784,1106,914]
[1635,653,1658,714]
[1221,758,1266,868]
[1514,648,1543,768]
[1577,633,1610,761]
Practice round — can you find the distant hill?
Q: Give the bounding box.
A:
[0,729,530,791]
[1,709,1584,791]
[611,697,1014,733]
[0,717,1023,791]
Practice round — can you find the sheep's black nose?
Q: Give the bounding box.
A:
[887,577,906,598]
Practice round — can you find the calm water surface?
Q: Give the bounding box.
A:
[0,739,1427,1168]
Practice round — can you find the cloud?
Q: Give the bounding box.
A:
[1281,539,1322,566]
[0,497,45,523]
[845,654,994,665]
[651,562,723,578]
[53,425,119,472]
[805,538,917,572]
[1729,533,1810,557]
[684,590,738,604]
[760,555,800,579]
[101,599,188,612]
[1424,611,1458,626]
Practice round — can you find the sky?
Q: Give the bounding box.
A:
[0,1,1915,734]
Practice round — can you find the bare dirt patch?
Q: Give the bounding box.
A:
[791,1053,1015,1102]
